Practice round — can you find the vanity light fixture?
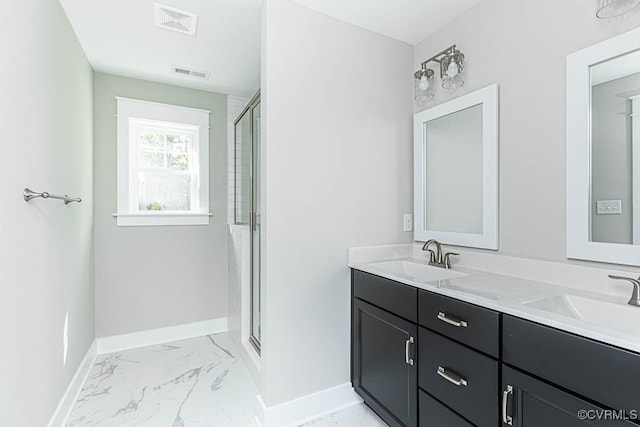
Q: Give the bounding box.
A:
[414,45,465,103]
[596,0,640,18]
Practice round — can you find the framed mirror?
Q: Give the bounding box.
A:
[567,26,640,266]
[414,84,499,250]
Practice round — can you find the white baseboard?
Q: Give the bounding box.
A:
[96,317,228,354]
[256,383,362,427]
[47,341,98,427]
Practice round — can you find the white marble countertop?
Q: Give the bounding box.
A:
[349,247,640,354]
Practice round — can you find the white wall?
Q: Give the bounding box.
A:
[261,0,414,406]
[94,73,228,337]
[414,0,640,265]
[0,1,94,425]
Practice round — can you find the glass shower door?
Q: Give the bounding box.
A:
[234,92,261,354]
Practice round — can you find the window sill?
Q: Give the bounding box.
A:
[112,212,212,227]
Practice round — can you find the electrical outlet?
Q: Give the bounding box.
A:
[596,200,622,215]
[403,213,413,232]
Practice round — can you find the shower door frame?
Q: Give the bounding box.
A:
[233,90,261,354]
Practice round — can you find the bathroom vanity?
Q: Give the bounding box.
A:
[362,25,640,427]
[350,257,640,427]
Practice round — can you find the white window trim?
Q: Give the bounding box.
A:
[115,97,212,226]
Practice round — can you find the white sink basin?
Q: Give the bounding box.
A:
[525,294,640,335]
[369,260,467,282]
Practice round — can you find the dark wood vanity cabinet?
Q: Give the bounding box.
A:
[352,271,418,426]
[502,315,640,426]
[352,298,418,427]
[352,270,496,426]
[351,269,640,427]
[501,365,636,426]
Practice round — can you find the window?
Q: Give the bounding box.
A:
[116,97,211,226]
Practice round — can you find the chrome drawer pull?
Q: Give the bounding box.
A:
[437,366,468,387]
[437,312,468,328]
[502,385,514,425]
[405,336,414,366]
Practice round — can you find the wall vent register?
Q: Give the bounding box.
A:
[171,65,210,80]
[154,3,198,36]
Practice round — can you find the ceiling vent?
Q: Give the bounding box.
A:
[154,3,198,36]
[171,65,210,80]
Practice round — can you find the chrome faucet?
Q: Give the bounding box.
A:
[608,275,640,307]
[422,239,459,269]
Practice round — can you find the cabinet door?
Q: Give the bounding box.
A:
[501,366,637,426]
[353,298,418,427]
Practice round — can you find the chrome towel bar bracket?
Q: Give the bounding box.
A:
[23,188,81,205]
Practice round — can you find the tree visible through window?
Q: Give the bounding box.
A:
[132,121,198,212]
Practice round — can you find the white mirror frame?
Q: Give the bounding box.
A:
[414,83,499,250]
[567,26,640,266]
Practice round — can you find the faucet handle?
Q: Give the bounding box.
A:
[608,275,640,307]
[443,252,459,269]
[608,275,640,284]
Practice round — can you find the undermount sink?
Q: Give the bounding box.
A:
[525,294,640,336]
[369,260,467,282]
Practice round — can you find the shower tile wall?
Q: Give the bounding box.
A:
[227,95,250,225]
[227,224,250,362]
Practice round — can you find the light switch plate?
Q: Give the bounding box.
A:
[596,200,622,215]
[403,213,413,232]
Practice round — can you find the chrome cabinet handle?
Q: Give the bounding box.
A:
[502,385,514,425]
[405,336,414,366]
[437,366,468,386]
[437,312,468,328]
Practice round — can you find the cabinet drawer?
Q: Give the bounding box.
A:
[419,327,498,427]
[419,290,499,357]
[419,390,473,427]
[503,315,640,414]
[352,269,418,322]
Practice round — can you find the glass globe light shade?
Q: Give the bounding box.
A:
[445,61,459,78]
[596,0,640,18]
[441,49,465,90]
[414,68,435,103]
[419,75,430,91]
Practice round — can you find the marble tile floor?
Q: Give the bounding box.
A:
[299,404,387,427]
[66,332,387,427]
[67,333,259,426]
